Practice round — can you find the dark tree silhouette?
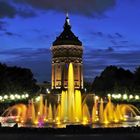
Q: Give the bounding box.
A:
[134,66,140,92]
[92,66,134,96]
[84,81,92,93]
[0,63,39,96]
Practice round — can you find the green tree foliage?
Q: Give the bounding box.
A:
[92,66,134,95]
[0,63,39,95]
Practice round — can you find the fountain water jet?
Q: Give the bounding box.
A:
[1,63,140,127]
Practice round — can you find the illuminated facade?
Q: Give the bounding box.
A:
[51,14,83,90]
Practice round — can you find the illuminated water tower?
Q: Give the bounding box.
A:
[51,14,83,90]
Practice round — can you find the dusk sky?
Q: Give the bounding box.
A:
[0,0,140,82]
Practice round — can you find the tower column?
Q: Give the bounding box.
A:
[51,63,55,89]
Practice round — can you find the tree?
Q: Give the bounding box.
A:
[92,66,134,96]
[0,63,39,96]
[134,66,140,92]
[84,81,92,93]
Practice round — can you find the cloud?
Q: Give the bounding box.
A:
[0,1,36,19]
[110,40,129,45]
[0,48,50,60]
[0,21,7,31]
[120,41,129,44]
[92,31,104,37]
[1,46,140,82]
[4,31,21,37]
[115,32,123,38]
[85,48,140,65]
[106,47,114,52]
[89,31,128,50]
[0,0,116,19]
[108,33,124,39]
[0,48,51,82]
[83,48,140,81]
[91,31,124,40]
[7,59,51,82]
[94,47,115,53]
[111,43,140,50]
[0,1,16,18]
[110,40,118,45]
[14,0,116,17]
[17,8,36,18]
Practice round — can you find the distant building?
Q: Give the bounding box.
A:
[51,14,83,90]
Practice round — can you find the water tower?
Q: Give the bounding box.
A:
[51,14,83,90]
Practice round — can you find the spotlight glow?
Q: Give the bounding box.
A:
[135,95,139,100]
[123,94,128,100]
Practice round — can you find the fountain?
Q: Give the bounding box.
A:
[1,63,140,128]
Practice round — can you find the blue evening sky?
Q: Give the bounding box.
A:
[0,0,140,82]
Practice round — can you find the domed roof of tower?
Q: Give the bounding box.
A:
[53,14,82,46]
